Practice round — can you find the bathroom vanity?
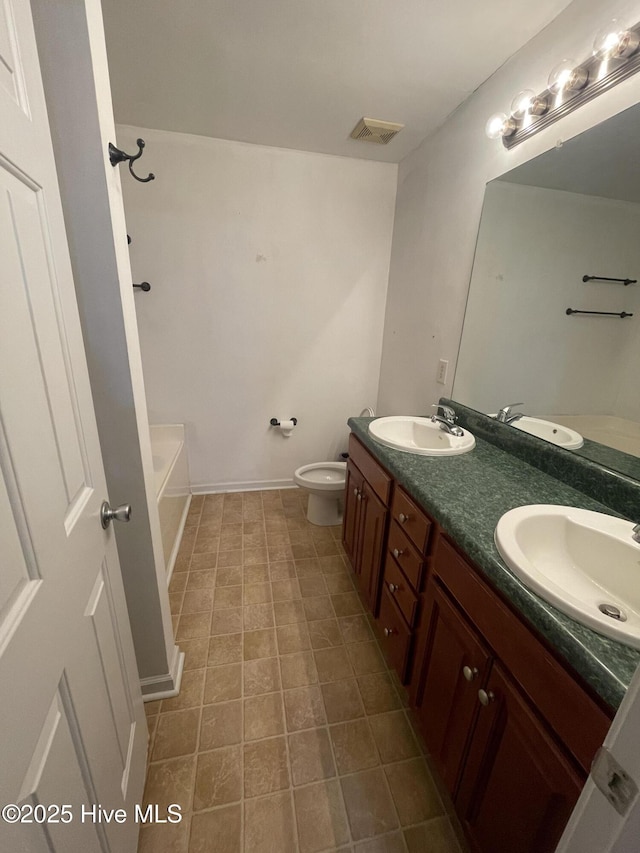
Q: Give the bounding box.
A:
[343,417,640,853]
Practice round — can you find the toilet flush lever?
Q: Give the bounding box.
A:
[101,501,132,529]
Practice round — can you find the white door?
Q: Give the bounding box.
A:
[0,1,146,851]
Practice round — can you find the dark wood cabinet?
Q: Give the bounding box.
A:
[342,436,391,614]
[456,662,583,853]
[344,431,613,853]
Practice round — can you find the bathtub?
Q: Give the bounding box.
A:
[546,414,640,456]
[150,424,191,579]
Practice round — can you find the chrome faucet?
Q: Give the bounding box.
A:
[632,524,640,544]
[431,404,464,437]
[496,403,525,424]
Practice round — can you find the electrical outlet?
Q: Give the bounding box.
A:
[437,359,449,385]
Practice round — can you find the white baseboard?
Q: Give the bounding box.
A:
[140,645,185,702]
[165,494,191,587]
[191,478,297,494]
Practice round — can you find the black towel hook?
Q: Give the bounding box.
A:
[108,138,155,183]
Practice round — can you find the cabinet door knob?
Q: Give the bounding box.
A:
[356,492,362,501]
[353,487,359,497]
[398,512,410,524]
[462,665,479,682]
[478,688,496,706]
[383,627,396,637]
[392,548,404,559]
[388,582,399,594]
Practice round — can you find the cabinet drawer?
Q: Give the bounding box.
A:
[391,487,432,553]
[378,588,412,682]
[348,435,392,505]
[388,521,425,592]
[383,554,418,628]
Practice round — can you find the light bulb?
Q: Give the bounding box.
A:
[485,112,516,140]
[548,59,588,93]
[593,20,639,58]
[510,89,548,119]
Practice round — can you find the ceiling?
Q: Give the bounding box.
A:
[101,0,573,163]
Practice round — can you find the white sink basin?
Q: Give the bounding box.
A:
[368,416,475,457]
[495,504,640,648]
[491,415,583,449]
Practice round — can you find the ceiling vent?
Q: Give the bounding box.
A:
[350,117,404,145]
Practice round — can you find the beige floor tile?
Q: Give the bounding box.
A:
[161,669,205,712]
[358,673,402,715]
[244,582,272,605]
[181,588,214,614]
[243,547,268,565]
[211,607,243,636]
[190,554,217,572]
[404,817,463,853]
[203,663,242,704]
[193,532,219,554]
[308,618,343,650]
[274,599,306,626]
[244,657,282,696]
[314,646,354,683]
[325,572,356,594]
[330,718,379,774]
[176,611,212,641]
[280,651,319,688]
[193,745,242,810]
[216,566,243,585]
[298,575,328,598]
[138,818,190,853]
[219,531,243,551]
[288,528,313,544]
[354,831,407,852]
[199,701,242,750]
[294,779,350,853]
[346,641,387,676]
[244,736,290,797]
[243,603,274,630]
[208,633,242,666]
[369,712,420,764]
[319,555,348,574]
[288,728,336,786]
[269,544,294,562]
[244,628,277,660]
[142,755,196,811]
[186,571,216,592]
[294,558,323,577]
[144,700,162,718]
[291,541,317,560]
[385,759,444,826]
[340,768,399,841]
[315,539,340,558]
[181,637,209,671]
[283,685,327,732]
[244,692,285,740]
[322,679,365,723]
[152,709,201,760]
[169,592,184,615]
[169,572,189,593]
[271,579,302,601]
[331,592,364,618]
[244,565,271,584]
[189,804,241,853]
[303,595,335,622]
[276,623,311,654]
[339,615,374,644]
[244,791,297,853]
[213,585,243,610]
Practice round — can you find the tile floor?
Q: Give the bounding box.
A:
[140,489,465,853]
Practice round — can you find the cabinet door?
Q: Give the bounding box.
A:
[456,662,584,853]
[357,480,387,613]
[414,580,492,794]
[342,460,364,571]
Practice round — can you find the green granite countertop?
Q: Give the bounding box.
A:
[348,417,640,710]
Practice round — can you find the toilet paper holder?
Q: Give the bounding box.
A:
[270,418,297,427]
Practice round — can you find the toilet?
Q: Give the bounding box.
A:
[293,461,347,526]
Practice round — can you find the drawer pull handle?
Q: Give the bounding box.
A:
[398,512,410,524]
[388,582,399,594]
[462,666,479,682]
[392,548,404,559]
[478,688,495,707]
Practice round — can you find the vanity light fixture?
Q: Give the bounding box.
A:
[486,17,640,147]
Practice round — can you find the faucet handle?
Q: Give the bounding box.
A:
[633,524,640,543]
[497,402,524,422]
[432,404,456,422]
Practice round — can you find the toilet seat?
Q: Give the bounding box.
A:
[293,461,346,525]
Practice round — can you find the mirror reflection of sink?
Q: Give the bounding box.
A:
[490,415,584,449]
[368,416,475,457]
[495,504,640,649]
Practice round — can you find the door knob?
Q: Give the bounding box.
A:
[101,501,132,529]
[462,665,479,682]
[478,688,496,706]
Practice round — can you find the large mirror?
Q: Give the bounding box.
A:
[453,102,640,479]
